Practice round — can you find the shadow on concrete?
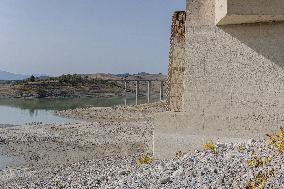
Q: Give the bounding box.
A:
[219,22,284,69]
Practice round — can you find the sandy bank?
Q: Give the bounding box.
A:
[0,101,282,188]
[0,102,165,187]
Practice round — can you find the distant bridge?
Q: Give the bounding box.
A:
[105,79,165,105]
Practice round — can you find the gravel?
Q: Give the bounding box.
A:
[2,138,283,188]
[0,102,283,188]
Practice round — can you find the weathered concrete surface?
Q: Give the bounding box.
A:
[184,0,284,129]
[154,0,284,159]
[216,0,284,25]
[153,112,279,159]
[166,12,186,112]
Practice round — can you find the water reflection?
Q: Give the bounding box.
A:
[29,109,37,117]
[0,96,160,126]
[0,96,136,112]
[0,105,77,125]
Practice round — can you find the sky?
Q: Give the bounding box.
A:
[0,0,185,76]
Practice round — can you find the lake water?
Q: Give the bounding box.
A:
[0,96,152,125]
[0,96,160,170]
[0,106,78,125]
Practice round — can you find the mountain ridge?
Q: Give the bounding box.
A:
[0,70,28,81]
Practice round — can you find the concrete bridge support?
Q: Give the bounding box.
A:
[120,80,165,106]
[147,81,151,103]
[160,81,164,101]
[166,11,186,112]
[124,81,127,106]
[154,0,284,159]
[135,81,139,105]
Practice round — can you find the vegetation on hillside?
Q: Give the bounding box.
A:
[0,73,166,99]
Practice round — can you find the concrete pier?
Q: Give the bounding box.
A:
[102,79,165,105]
[154,0,284,159]
[124,81,127,106]
[160,81,164,101]
[147,81,151,103]
[135,81,139,105]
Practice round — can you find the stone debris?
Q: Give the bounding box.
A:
[0,102,282,188]
[1,135,283,188]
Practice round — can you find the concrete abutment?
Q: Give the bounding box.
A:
[154,0,284,159]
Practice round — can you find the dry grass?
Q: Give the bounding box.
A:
[137,155,153,165]
[247,153,273,168]
[246,170,275,189]
[203,140,217,154]
[267,128,284,153]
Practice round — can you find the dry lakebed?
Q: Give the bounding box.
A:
[0,102,283,188]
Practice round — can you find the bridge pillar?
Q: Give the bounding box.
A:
[135,81,139,105]
[160,81,164,101]
[124,81,127,106]
[147,81,151,103]
[166,11,186,112]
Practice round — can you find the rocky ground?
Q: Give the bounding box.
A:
[55,101,167,123]
[0,101,283,188]
[0,102,164,188]
[1,137,283,189]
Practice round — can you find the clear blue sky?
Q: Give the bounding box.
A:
[0,0,185,76]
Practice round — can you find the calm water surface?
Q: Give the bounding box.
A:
[0,97,134,170]
[0,96,139,125]
[0,96,160,169]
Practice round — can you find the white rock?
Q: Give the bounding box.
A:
[172,168,184,178]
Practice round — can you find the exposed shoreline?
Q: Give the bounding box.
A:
[0,102,283,188]
[0,102,164,187]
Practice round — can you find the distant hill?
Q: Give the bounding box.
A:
[0,70,28,81]
[0,72,167,99]
[85,73,166,81]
